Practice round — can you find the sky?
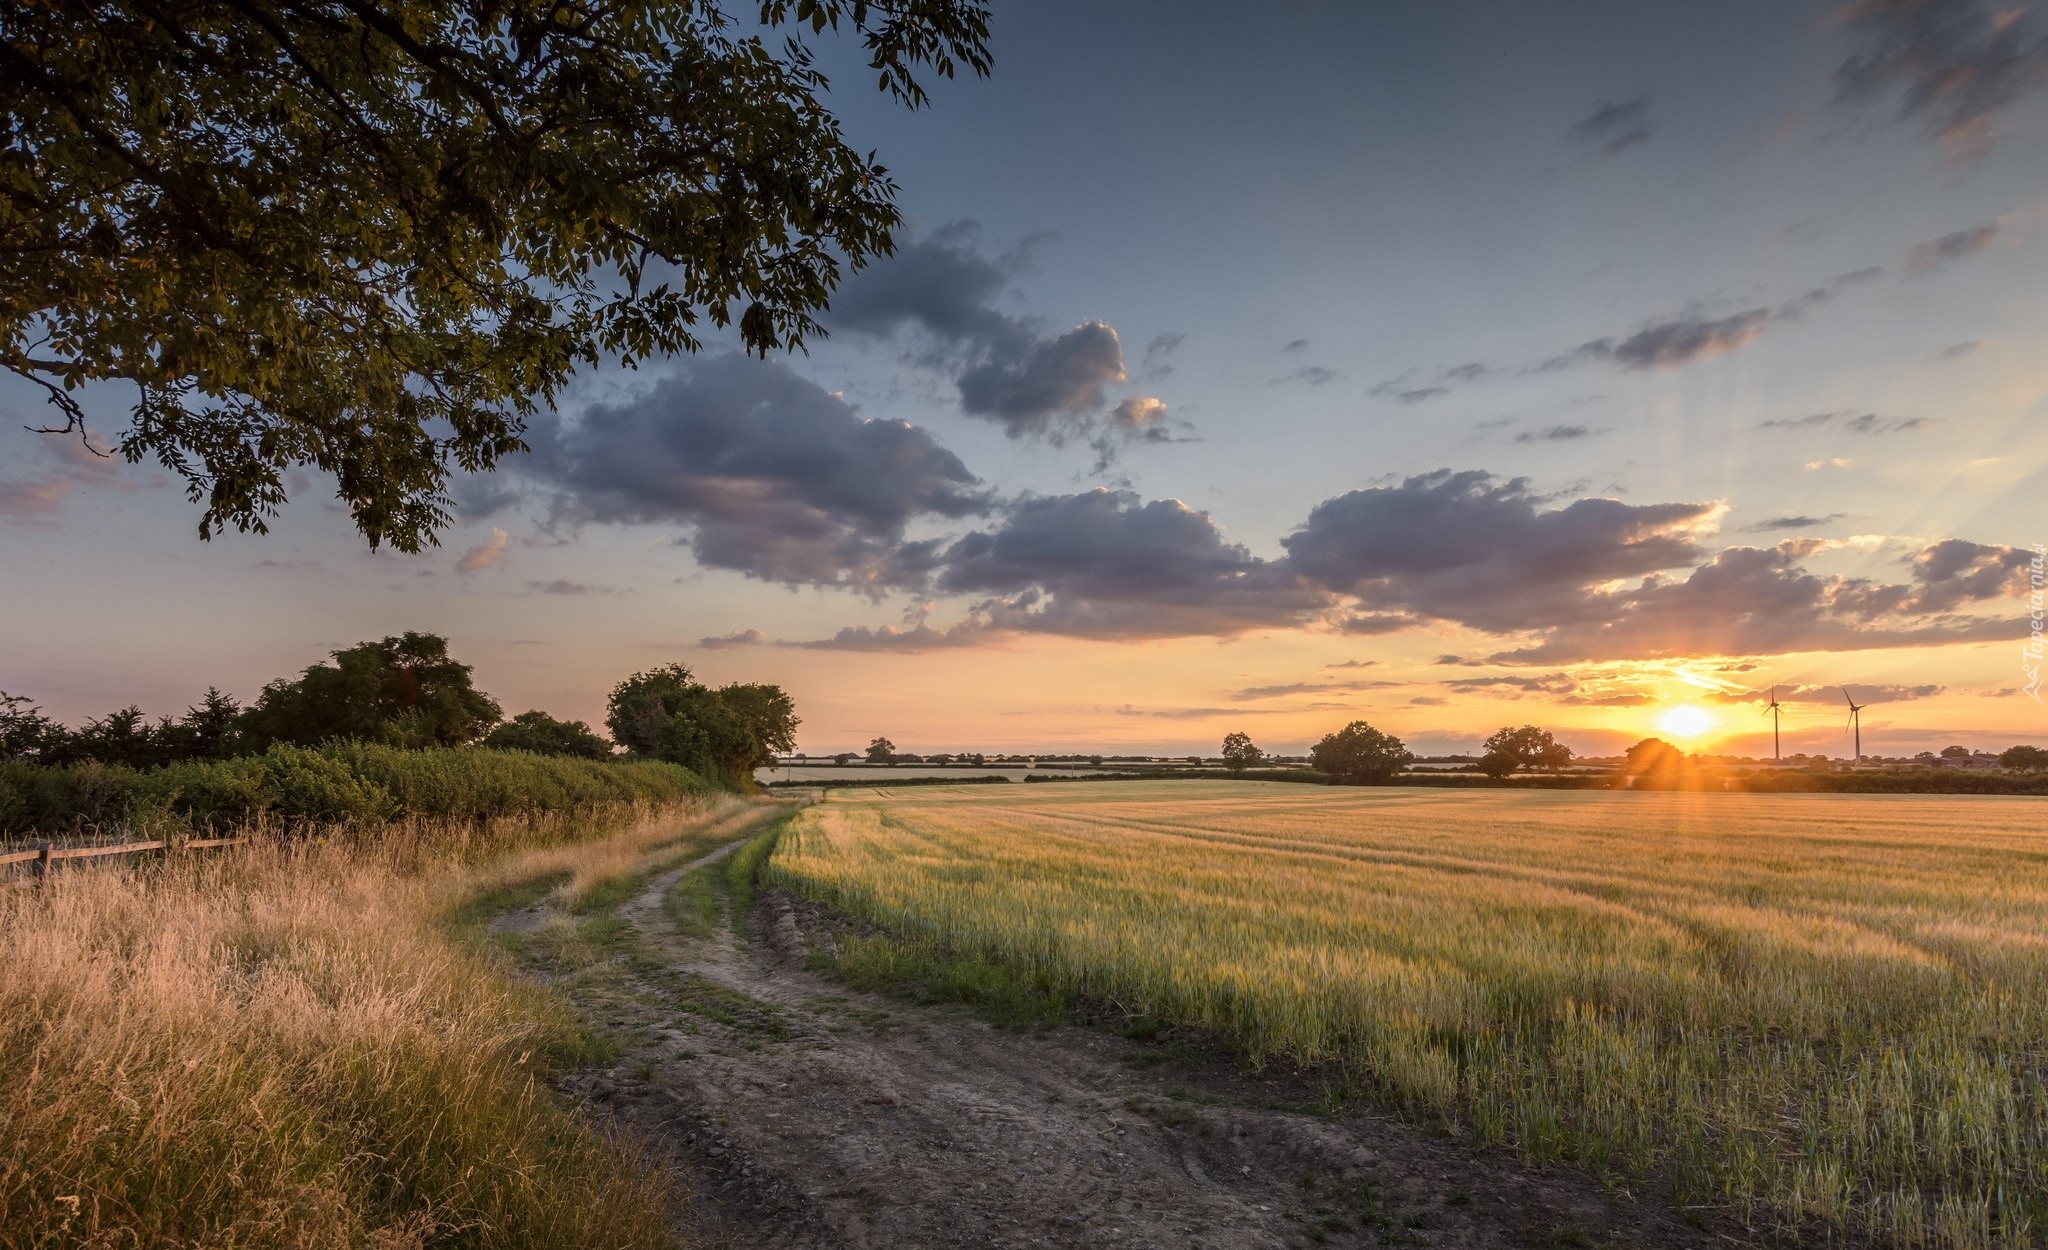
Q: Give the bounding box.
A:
[5,0,2048,758]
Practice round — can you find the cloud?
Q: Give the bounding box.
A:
[938,489,1335,639]
[1281,470,1721,634]
[0,429,128,520]
[456,527,510,573]
[1741,514,1848,533]
[1568,94,1653,154]
[785,621,992,652]
[1324,659,1380,669]
[1762,410,1937,434]
[1834,0,2048,160]
[1737,682,1946,704]
[1909,223,2000,271]
[829,224,1137,439]
[1938,339,1984,359]
[1273,365,1338,387]
[1907,538,2035,609]
[0,475,72,518]
[1381,270,1881,399]
[1231,678,1404,701]
[1141,333,1186,380]
[698,628,767,649]
[525,354,991,593]
[956,321,1128,435]
[528,578,606,595]
[1488,538,2028,664]
[1513,424,1598,443]
[1408,696,1449,707]
[1283,338,1311,353]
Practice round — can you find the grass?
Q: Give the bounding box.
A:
[0,796,753,1248]
[767,780,2048,1249]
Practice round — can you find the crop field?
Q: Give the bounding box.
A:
[768,781,2048,1248]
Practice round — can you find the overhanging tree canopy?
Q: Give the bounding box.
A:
[2,0,992,549]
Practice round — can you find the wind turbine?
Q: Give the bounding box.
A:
[1763,686,1783,764]
[1843,687,1865,765]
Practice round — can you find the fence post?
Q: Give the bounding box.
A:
[33,841,50,885]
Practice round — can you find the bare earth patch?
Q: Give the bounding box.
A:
[526,839,1736,1250]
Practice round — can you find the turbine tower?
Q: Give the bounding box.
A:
[1764,686,1783,764]
[1843,687,1866,765]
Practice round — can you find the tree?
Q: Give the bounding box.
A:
[484,710,612,759]
[1220,731,1262,774]
[0,692,61,762]
[1940,744,1972,759]
[832,752,857,765]
[1624,737,1688,776]
[867,737,897,764]
[1478,725,1574,780]
[1309,721,1413,784]
[5,0,993,551]
[605,664,799,786]
[242,632,501,748]
[1999,744,2048,773]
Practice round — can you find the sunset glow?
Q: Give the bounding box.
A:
[1656,705,1716,741]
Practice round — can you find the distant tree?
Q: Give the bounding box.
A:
[1220,731,1262,774]
[867,737,897,764]
[832,752,857,765]
[1624,738,1688,776]
[243,632,501,749]
[1940,744,1972,759]
[165,688,245,760]
[969,752,987,766]
[53,706,169,769]
[1478,725,1574,780]
[484,711,612,759]
[0,692,61,762]
[606,665,798,786]
[1999,744,2048,773]
[1310,721,1413,784]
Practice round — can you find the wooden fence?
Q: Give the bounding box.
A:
[0,837,246,888]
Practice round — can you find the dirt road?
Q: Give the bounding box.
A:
[531,829,1728,1250]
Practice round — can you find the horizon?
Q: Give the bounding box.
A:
[5,0,2046,759]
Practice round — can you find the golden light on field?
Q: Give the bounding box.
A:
[1655,704,1715,740]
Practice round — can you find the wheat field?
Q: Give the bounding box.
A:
[768,781,2048,1248]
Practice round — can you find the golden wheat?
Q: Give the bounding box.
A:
[769,781,2048,1248]
[0,799,741,1249]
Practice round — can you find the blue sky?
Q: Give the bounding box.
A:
[5,0,2047,757]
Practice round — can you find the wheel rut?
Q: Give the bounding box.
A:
[534,817,1733,1250]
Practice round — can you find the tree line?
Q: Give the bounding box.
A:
[0,633,796,791]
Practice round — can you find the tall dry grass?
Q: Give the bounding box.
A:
[0,798,741,1249]
[771,782,2048,1249]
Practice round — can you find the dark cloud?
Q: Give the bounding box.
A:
[829,224,1134,439]
[1282,470,1718,634]
[1513,424,1598,443]
[784,621,991,652]
[1282,338,1311,353]
[1441,673,1581,696]
[1324,659,1380,669]
[1762,410,1937,434]
[1741,514,1848,533]
[1382,271,1880,399]
[1834,0,2048,160]
[1568,94,1653,154]
[1141,333,1185,380]
[1729,682,1946,704]
[1488,538,2027,664]
[1336,612,1420,635]
[1937,340,1984,359]
[1231,679,1404,701]
[526,354,991,593]
[529,578,609,595]
[1908,538,2034,609]
[938,489,1334,639]
[1909,223,2000,271]
[1273,365,1338,387]
[698,628,767,649]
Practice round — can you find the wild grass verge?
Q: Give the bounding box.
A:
[0,798,737,1249]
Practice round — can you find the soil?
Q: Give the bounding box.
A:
[536,832,1742,1250]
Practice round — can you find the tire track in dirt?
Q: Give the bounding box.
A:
[543,827,1734,1250]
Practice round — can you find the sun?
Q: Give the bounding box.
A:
[1656,705,1716,740]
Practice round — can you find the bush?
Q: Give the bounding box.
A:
[0,745,708,836]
